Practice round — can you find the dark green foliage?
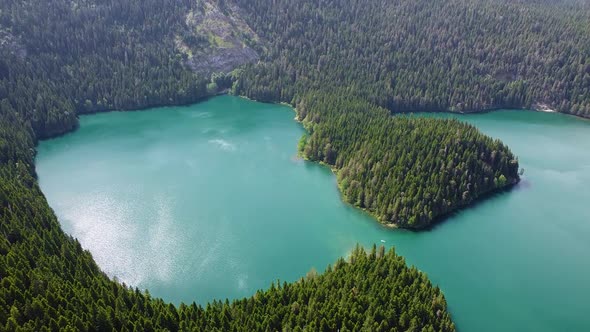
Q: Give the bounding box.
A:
[296,92,519,228]
[0,0,217,138]
[1,0,585,329]
[0,1,459,330]
[196,245,455,331]
[232,0,590,118]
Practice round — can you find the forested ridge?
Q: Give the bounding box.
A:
[0,0,587,330]
[233,0,590,117]
[296,92,519,229]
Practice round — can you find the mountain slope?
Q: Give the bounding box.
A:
[233,0,590,117]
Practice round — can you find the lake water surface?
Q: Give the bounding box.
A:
[36,96,590,331]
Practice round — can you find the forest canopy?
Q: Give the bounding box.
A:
[233,0,590,117]
[1,0,588,330]
[296,92,519,229]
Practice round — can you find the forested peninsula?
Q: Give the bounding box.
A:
[1,0,588,330]
[295,92,519,229]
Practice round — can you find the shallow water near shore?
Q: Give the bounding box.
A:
[36,95,590,331]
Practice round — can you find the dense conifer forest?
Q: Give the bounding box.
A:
[233,0,590,117]
[296,92,519,228]
[0,0,588,330]
[0,0,229,139]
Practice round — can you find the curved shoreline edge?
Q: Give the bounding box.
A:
[36,89,589,146]
[240,95,523,231]
[37,93,555,233]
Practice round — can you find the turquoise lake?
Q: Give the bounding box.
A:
[36,95,590,331]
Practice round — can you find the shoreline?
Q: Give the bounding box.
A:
[35,93,577,231]
[237,94,589,122]
[394,104,564,118]
[284,96,524,231]
[298,151,519,232]
[37,86,590,148]
[37,90,232,143]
